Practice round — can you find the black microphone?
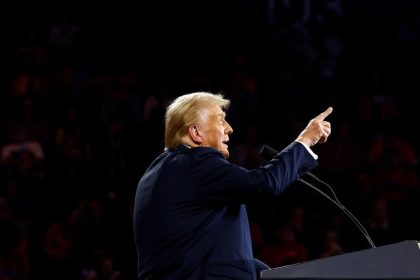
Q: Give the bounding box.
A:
[259,144,279,163]
[259,144,376,248]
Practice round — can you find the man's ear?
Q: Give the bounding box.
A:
[188,125,203,144]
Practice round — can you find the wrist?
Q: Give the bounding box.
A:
[295,136,312,147]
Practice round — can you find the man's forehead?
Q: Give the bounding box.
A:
[217,110,226,117]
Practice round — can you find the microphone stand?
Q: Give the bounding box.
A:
[259,144,376,248]
[298,176,376,248]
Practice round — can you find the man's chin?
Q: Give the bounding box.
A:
[219,144,229,158]
[222,150,229,158]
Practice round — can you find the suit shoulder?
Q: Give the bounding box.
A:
[189,147,225,159]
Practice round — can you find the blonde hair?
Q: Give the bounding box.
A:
[165,92,230,149]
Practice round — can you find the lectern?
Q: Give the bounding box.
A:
[260,240,420,279]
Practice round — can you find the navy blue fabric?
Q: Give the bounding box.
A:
[133,142,318,279]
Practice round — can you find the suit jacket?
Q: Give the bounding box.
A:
[133,142,318,279]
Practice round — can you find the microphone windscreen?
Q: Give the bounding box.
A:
[259,144,279,161]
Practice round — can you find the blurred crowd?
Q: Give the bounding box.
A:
[1,0,420,279]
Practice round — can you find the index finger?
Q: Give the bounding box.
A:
[315,106,333,121]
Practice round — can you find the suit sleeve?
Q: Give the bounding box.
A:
[191,142,318,203]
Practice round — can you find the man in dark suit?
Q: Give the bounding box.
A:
[133,92,332,279]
